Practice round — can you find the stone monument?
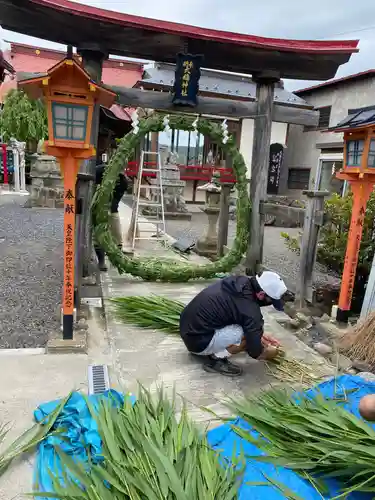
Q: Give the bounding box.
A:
[28,140,64,207]
[9,138,28,194]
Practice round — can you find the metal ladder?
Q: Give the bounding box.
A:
[131,150,166,250]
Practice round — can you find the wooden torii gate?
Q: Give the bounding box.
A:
[1,0,359,275]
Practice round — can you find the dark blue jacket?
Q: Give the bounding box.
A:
[95,163,128,213]
[179,276,264,358]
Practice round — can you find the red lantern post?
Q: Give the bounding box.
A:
[20,53,116,340]
[330,109,375,322]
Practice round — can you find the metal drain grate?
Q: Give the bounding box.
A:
[88,364,110,395]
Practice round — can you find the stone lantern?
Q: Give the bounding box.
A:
[195,172,222,256]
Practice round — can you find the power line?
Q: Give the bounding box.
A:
[315,24,375,40]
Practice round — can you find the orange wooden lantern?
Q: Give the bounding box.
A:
[331,107,375,322]
[20,55,116,339]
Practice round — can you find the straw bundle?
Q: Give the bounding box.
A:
[226,387,375,497]
[265,355,327,389]
[340,311,375,369]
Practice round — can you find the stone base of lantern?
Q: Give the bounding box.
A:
[195,237,218,257]
[164,211,192,220]
[195,206,220,257]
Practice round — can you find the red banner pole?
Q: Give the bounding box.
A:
[2,144,8,186]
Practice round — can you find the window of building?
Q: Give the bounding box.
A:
[304,105,332,132]
[288,168,310,190]
[317,106,332,129]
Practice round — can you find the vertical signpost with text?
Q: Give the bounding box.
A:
[172,53,202,107]
[20,54,116,339]
[267,143,284,195]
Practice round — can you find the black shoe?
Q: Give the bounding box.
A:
[95,248,108,272]
[203,356,243,377]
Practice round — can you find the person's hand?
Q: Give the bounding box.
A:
[259,345,279,361]
[227,337,247,355]
[262,334,281,348]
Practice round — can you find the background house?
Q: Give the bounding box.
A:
[284,70,375,199]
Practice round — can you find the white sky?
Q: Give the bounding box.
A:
[1,0,375,91]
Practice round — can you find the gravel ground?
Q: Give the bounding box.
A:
[0,196,63,348]
[164,210,340,291]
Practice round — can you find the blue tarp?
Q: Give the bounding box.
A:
[34,375,375,499]
[207,375,375,499]
[34,390,127,499]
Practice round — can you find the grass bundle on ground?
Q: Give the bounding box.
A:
[340,311,375,369]
[226,387,375,497]
[0,394,69,477]
[111,295,184,335]
[36,386,244,499]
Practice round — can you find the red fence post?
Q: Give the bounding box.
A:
[2,144,8,186]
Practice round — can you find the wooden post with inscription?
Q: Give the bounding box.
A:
[48,147,96,337]
[19,51,116,340]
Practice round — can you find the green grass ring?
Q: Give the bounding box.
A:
[92,113,251,282]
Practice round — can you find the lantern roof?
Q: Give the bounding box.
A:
[0,0,359,80]
[330,105,375,132]
[18,57,116,109]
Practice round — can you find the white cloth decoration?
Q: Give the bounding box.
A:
[163,115,171,132]
[221,119,229,144]
[192,117,199,132]
[131,110,139,135]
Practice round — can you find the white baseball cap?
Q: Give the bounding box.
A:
[256,271,288,310]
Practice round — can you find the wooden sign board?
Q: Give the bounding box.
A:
[267,143,284,195]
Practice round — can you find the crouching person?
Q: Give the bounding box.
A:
[179,272,288,377]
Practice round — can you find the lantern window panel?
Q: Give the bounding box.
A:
[368,139,375,168]
[52,103,88,141]
[346,139,364,167]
